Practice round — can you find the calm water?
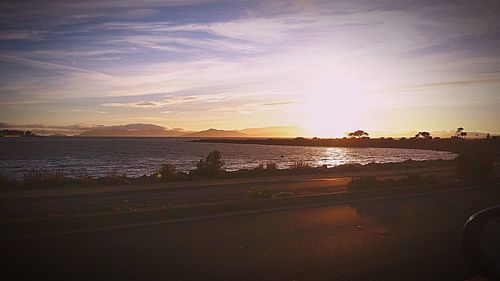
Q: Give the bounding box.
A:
[0,137,457,178]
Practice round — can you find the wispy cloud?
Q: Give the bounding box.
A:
[1,0,499,133]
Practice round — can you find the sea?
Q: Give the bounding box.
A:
[0,137,457,178]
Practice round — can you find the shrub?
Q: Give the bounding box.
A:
[456,152,494,179]
[74,174,97,186]
[333,163,363,172]
[289,161,312,169]
[112,199,136,213]
[0,174,17,188]
[273,191,295,198]
[248,188,274,199]
[157,163,177,181]
[254,162,266,171]
[97,170,129,186]
[265,162,278,171]
[347,176,382,191]
[195,150,225,176]
[23,169,65,187]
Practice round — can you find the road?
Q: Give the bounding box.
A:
[1,183,499,281]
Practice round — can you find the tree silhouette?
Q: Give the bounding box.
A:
[415,131,432,139]
[455,127,468,138]
[347,130,369,138]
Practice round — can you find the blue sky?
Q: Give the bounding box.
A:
[0,0,499,136]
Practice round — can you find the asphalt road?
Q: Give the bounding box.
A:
[1,184,499,281]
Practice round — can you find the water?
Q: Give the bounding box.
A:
[0,137,457,178]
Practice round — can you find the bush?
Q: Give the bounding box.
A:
[97,170,129,186]
[347,176,382,191]
[254,162,266,171]
[157,163,177,181]
[195,150,225,176]
[23,169,65,187]
[456,152,494,179]
[0,174,17,188]
[265,162,278,171]
[74,174,97,186]
[289,161,312,169]
[332,163,363,172]
[112,199,136,213]
[248,188,274,199]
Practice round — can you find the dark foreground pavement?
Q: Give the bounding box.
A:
[1,184,499,281]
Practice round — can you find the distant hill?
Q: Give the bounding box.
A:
[79,123,187,137]
[238,126,309,137]
[181,128,248,138]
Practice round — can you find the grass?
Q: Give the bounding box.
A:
[23,169,65,187]
[97,170,129,186]
[111,199,136,213]
[0,174,17,188]
[347,174,441,192]
[289,161,312,169]
[248,188,274,199]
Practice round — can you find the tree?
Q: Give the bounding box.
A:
[415,131,432,139]
[196,150,225,176]
[347,130,369,138]
[455,127,468,138]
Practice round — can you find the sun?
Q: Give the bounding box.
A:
[294,73,371,137]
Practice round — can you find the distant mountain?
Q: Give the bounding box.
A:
[181,128,248,138]
[238,126,309,137]
[79,123,187,137]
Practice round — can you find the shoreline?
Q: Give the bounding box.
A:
[0,158,455,190]
[192,137,500,155]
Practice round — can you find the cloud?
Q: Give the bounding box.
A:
[0,30,47,41]
[0,122,100,130]
[1,0,500,133]
[0,55,115,80]
[261,101,297,106]
[101,101,163,108]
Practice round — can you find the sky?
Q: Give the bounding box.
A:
[0,0,499,137]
